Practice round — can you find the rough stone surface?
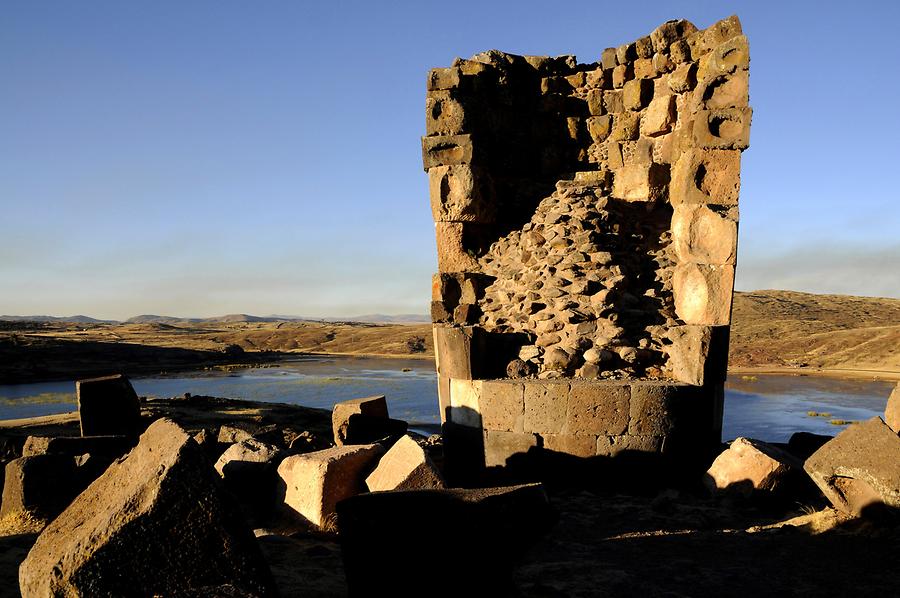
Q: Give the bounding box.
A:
[884,382,900,434]
[365,435,444,492]
[75,374,142,437]
[0,455,79,525]
[332,395,388,446]
[277,444,384,529]
[21,435,134,459]
[804,417,900,515]
[704,437,803,496]
[18,418,276,597]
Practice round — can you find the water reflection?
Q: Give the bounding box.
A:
[0,356,893,442]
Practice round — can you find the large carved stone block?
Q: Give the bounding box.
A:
[428,164,495,222]
[670,148,741,205]
[671,203,738,264]
[422,134,474,169]
[673,263,735,325]
[566,382,630,436]
[692,107,751,149]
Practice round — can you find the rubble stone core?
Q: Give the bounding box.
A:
[424,16,750,482]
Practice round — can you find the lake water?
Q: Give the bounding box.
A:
[0,356,894,442]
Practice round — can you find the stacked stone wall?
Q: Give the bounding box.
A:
[424,16,750,482]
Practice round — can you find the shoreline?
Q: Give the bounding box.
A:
[1,349,897,386]
[728,366,900,383]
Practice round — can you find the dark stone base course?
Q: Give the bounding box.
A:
[442,379,723,489]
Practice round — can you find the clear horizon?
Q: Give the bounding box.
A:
[3,1,899,321]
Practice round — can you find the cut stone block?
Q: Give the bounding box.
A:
[19,419,276,597]
[480,380,525,432]
[704,437,803,497]
[365,435,444,492]
[609,111,640,141]
[215,439,285,518]
[524,382,568,434]
[708,35,749,75]
[425,90,467,135]
[596,434,664,456]
[628,382,695,436]
[342,414,408,445]
[805,417,900,515]
[673,263,735,325]
[427,67,462,91]
[483,429,541,468]
[0,455,78,527]
[600,48,618,70]
[884,382,900,434]
[332,395,388,446]
[433,325,483,379]
[277,444,384,529]
[75,374,142,437]
[435,222,491,272]
[672,203,738,264]
[650,19,698,54]
[623,78,653,111]
[696,70,749,110]
[421,134,474,170]
[337,484,552,596]
[641,94,676,137]
[612,163,670,201]
[670,148,741,206]
[21,435,134,459]
[428,164,495,222]
[542,434,597,458]
[693,107,752,149]
[663,325,729,386]
[448,378,482,428]
[587,115,613,142]
[566,383,630,436]
[697,15,744,57]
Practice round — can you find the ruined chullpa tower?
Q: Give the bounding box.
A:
[423,16,750,483]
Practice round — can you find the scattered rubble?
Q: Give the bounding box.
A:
[19,419,277,597]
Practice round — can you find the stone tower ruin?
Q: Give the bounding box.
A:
[423,16,750,483]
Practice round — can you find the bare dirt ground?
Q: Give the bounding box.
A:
[1,290,897,384]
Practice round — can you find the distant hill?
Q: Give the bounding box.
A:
[124,314,299,325]
[124,313,430,325]
[0,315,118,324]
[329,314,430,324]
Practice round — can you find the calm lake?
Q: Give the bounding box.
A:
[0,356,894,442]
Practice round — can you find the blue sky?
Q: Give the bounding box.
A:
[1,1,898,320]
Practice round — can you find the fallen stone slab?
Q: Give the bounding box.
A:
[342,413,408,445]
[365,435,444,492]
[337,483,553,595]
[805,417,900,515]
[0,455,79,529]
[18,418,276,597]
[21,434,135,459]
[704,437,804,497]
[277,444,384,529]
[332,395,388,446]
[75,374,142,437]
[884,382,900,434]
[215,439,285,519]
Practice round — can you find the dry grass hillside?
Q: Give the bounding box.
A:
[0,290,897,383]
[729,290,900,374]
